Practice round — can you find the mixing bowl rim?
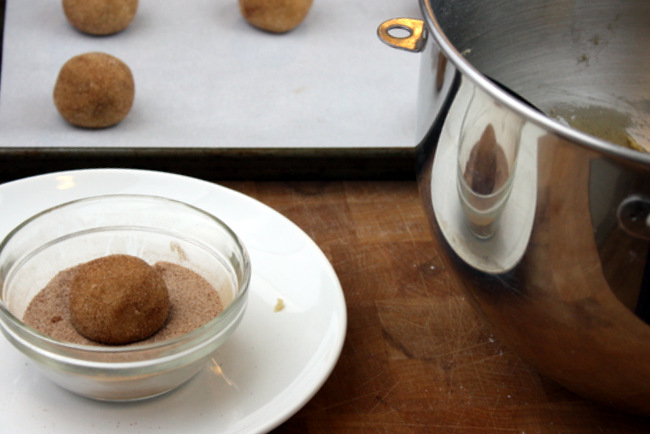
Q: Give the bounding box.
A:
[418,0,650,165]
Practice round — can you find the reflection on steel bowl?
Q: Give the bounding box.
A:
[379,0,650,415]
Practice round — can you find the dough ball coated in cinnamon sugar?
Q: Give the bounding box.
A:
[53,52,135,129]
[239,0,313,33]
[69,254,170,345]
[62,0,138,36]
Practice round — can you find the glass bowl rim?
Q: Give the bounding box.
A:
[0,193,252,355]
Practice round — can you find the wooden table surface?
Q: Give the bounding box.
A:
[216,179,650,433]
[1,2,648,431]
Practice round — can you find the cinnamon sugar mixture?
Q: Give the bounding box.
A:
[23,261,225,346]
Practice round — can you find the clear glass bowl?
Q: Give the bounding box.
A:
[0,194,251,401]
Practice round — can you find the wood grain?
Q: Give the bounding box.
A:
[220,180,650,433]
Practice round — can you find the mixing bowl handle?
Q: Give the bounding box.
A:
[377,18,426,53]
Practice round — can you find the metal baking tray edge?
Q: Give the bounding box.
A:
[0,1,416,182]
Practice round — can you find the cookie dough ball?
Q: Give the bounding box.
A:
[62,0,138,36]
[239,0,313,33]
[53,52,135,128]
[69,255,170,345]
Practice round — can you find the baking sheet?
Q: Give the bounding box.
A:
[0,0,422,149]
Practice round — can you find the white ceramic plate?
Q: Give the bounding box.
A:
[0,169,347,434]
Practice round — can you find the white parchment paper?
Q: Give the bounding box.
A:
[0,0,422,148]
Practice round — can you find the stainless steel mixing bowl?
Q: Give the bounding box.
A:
[379,0,650,414]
